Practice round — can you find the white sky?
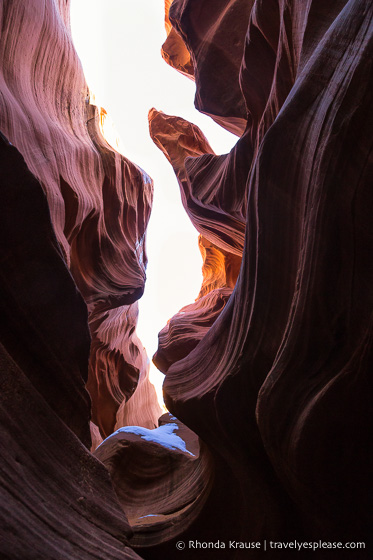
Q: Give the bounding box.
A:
[70,0,236,405]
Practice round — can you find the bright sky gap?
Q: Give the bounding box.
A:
[70,0,237,405]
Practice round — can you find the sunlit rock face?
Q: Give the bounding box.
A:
[161,0,194,78]
[0,0,160,439]
[153,235,241,374]
[144,0,373,557]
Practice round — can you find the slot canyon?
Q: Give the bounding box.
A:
[0,1,372,559]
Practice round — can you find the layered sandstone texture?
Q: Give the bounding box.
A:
[153,234,241,373]
[0,0,161,443]
[0,135,142,559]
[94,413,213,548]
[0,0,159,557]
[142,0,373,558]
[1,0,372,559]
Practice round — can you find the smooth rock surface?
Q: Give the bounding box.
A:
[149,108,247,256]
[0,136,142,560]
[95,413,213,550]
[153,235,241,373]
[1,0,372,558]
[147,0,373,557]
[168,0,255,135]
[0,0,159,437]
[161,0,194,78]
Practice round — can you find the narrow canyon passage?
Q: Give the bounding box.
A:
[0,1,372,559]
[70,0,237,411]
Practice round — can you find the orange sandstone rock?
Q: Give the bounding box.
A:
[153,236,241,374]
[161,0,194,78]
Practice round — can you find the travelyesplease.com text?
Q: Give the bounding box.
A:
[175,539,366,552]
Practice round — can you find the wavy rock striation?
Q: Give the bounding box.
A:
[88,301,161,439]
[1,0,372,558]
[145,0,373,557]
[149,108,246,256]
[0,135,142,559]
[161,0,194,78]
[0,0,159,557]
[0,0,160,438]
[153,235,241,374]
[95,413,213,549]
[166,0,255,135]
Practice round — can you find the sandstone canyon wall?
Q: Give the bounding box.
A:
[1,0,372,559]
[0,0,158,557]
[0,0,161,442]
[144,0,373,556]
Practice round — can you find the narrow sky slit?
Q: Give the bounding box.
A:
[70,0,236,405]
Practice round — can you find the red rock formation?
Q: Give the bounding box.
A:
[153,235,241,373]
[0,0,160,437]
[88,302,161,439]
[1,0,372,558]
[149,108,246,255]
[0,135,141,559]
[145,0,373,557]
[94,413,213,549]
[90,421,103,452]
[115,360,163,434]
[161,0,194,78]
[167,0,255,135]
[0,0,158,556]
[0,135,91,447]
